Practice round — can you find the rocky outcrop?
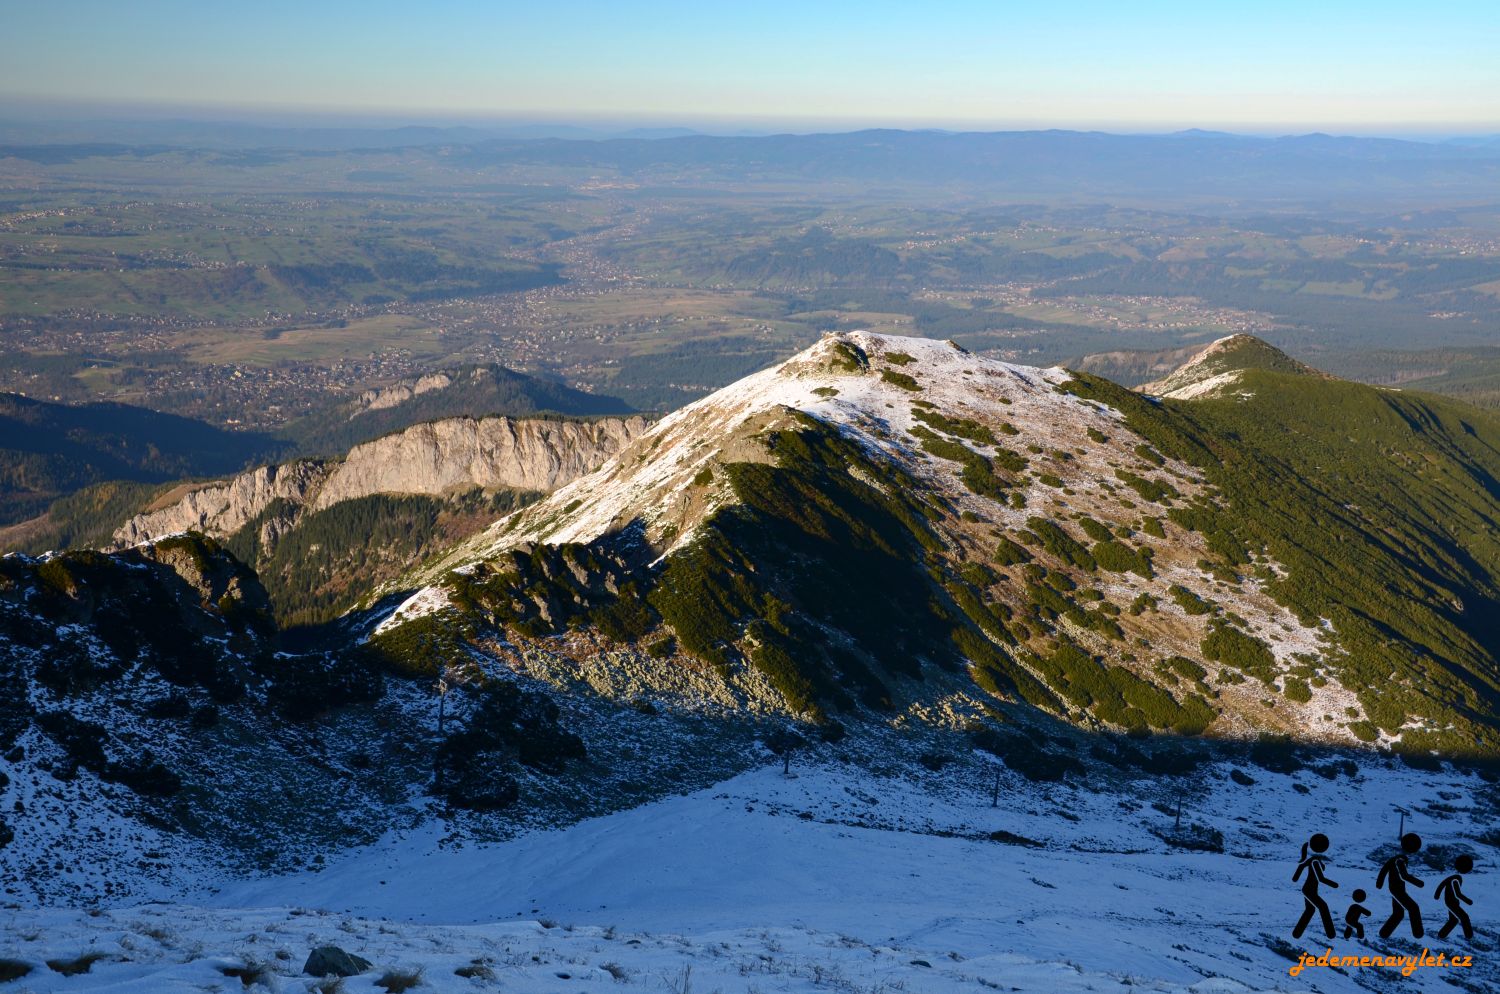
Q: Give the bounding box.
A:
[133,533,273,619]
[112,415,648,549]
[303,946,372,978]
[353,371,453,414]
[113,461,329,549]
[310,416,647,511]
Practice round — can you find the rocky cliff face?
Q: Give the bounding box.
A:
[114,461,327,550]
[111,415,648,549]
[309,415,646,511]
[353,371,454,413]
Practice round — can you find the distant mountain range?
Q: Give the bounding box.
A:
[5,125,1500,205]
[0,392,278,528]
[455,129,1500,204]
[0,118,715,149]
[1443,134,1500,149]
[4,114,1497,149]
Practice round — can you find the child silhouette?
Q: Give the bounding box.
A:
[1377,832,1426,939]
[1435,855,1475,941]
[1292,833,1339,939]
[1343,888,1370,939]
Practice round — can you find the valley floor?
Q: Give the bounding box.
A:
[3,755,1495,993]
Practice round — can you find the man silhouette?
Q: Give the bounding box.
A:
[1435,855,1475,941]
[1377,832,1425,939]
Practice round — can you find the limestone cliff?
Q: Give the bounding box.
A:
[112,415,648,549]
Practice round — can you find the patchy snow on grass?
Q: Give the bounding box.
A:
[1155,369,1250,401]
[371,584,453,637]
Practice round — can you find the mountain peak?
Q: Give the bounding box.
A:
[373,329,1350,743]
[357,321,1500,758]
[1136,335,1322,400]
[399,330,1072,586]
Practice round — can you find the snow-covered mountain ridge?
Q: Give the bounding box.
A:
[371,330,1493,752]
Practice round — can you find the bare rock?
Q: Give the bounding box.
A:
[110,415,648,551]
[302,945,371,978]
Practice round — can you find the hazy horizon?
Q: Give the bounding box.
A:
[1,96,1495,144]
[5,1,1498,137]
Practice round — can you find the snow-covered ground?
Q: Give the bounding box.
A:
[3,752,1493,993]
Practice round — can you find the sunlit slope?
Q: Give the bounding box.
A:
[374,332,1500,756]
[1084,356,1500,754]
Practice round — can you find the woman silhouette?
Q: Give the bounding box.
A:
[1292,833,1340,939]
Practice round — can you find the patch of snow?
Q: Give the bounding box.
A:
[371,585,453,637]
[1157,369,1247,400]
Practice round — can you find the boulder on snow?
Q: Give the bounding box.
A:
[302,945,371,977]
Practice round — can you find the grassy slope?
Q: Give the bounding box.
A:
[1063,368,1500,755]
[225,490,539,628]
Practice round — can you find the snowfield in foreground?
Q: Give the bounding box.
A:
[3,756,1494,993]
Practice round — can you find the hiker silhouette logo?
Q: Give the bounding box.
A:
[1292,833,1339,939]
[1343,889,1369,939]
[1292,831,1479,943]
[1436,855,1475,941]
[1377,833,1426,939]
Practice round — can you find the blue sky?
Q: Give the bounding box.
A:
[4,1,1498,133]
